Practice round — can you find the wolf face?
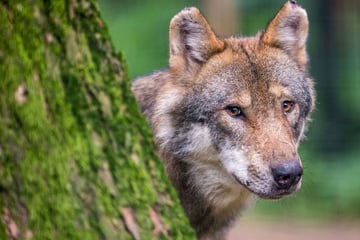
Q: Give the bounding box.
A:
[173,47,313,199]
[132,1,314,238]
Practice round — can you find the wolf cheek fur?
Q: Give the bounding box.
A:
[132,1,315,239]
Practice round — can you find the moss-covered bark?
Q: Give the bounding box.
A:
[0,0,194,239]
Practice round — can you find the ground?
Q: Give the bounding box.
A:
[227,218,360,240]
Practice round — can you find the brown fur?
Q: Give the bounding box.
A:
[132,1,314,239]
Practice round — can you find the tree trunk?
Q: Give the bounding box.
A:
[0,1,194,239]
[201,0,239,36]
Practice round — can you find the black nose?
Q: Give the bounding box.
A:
[271,161,303,190]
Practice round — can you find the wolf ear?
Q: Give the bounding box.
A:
[261,1,309,70]
[169,7,225,75]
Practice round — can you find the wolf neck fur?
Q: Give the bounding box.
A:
[165,152,255,239]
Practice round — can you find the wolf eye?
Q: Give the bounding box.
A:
[282,100,295,114]
[225,105,244,118]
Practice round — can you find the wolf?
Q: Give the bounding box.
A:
[132,1,315,239]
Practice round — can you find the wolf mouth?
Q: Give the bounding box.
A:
[232,173,293,200]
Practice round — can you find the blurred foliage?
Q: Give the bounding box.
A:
[98,0,196,78]
[98,0,360,219]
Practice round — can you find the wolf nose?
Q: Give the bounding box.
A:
[271,161,303,190]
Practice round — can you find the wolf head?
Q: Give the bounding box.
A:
[132,0,314,237]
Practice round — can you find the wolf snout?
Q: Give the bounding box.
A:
[271,160,303,190]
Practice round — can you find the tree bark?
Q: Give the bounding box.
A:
[0,1,194,239]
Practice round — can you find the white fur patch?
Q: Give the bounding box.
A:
[181,125,215,160]
[296,121,306,146]
[219,146,249,183]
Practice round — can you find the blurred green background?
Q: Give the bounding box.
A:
[98,0,360,220]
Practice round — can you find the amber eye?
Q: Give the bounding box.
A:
[225,105,244,118]
[282,100,295,114]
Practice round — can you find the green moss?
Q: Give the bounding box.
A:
[0,0,194,239]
